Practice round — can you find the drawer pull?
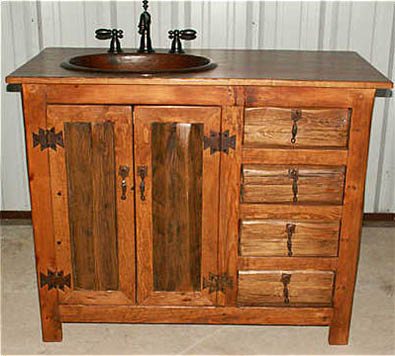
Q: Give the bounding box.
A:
[288,168,299,202]
[137,165,148,201]
[118,165,130,200]
[286,223,296,256]
[281,273,292,304]
[291,109,302,144]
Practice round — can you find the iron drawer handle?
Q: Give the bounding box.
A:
[137,165,148,201]
[286,223,296,257]
[291,109,302,144]
[118,165,130,200]
[281,273,292,304]
[288,168,299,203]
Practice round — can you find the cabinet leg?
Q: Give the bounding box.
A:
[328,324,350,345]
[41,318,63,342]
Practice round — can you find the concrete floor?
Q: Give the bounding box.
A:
[1,224,394,355]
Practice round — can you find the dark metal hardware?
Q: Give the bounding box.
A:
[138,0,154,53]
[288,168,299,203]
[6,84,21,92]
[286,223,296,257]
[168,29,197,54]
[291,109,302,144]
[203,273,233,293]
[137,165,148,201]
[281,273,291,304]
[203,272,218,293]
[118,165,130,200]
[95,28,124,54]
[33,128,64,151]
[203,130,236,155]
[40,269,71,291]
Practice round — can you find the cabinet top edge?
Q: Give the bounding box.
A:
[6,48,393,89]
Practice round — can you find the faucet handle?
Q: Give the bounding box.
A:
[168,28,197,54]
[95,28,113,40]
[180,29,197,41]
[95,28,124,54]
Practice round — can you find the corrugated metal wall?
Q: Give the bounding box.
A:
[1,0,394,212]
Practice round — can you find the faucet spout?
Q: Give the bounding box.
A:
[137,0,154,53]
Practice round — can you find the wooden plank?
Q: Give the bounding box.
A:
[242,148,348,165]
[240,204,343,220]
[64,122,96,290]
[60,291,132,305]
[151,123,203,292]
[329,89,376,345]
[245,87,358,107]
[46,84,235,106]
[59,305,333,326]
[240,220,340,257]
[91,122,119,290]
[217,106,243,306]
[47,109,74,296]
[244,107,350,148]
[238,271,335,307]
[238,257,338,271]
[21,84,62,341]
[113,107,136,303]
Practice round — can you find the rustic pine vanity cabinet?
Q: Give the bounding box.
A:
[6,48,392,345]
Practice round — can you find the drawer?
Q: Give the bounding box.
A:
[238,270,335,307]
[239,219,340,257]
[244,107,350,148]
[241,165,345,204]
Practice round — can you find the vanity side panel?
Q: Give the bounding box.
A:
[329,89,376,345]
[21,84,62,342]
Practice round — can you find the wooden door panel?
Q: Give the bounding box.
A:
[47,105,135,305]
[134,106,221,306]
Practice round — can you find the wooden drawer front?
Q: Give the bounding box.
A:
[244,107,350,148]
[240,220,340,257]
[238,271,334,307]
[241,165,345,204]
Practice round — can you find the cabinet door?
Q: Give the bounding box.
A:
[134,106,221,306]
[47,105,135,305]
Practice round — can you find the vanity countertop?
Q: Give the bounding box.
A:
[6,47,393,89]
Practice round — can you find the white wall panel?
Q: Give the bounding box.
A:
[1,0,394,212]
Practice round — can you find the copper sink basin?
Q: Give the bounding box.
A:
[61,52,216,74]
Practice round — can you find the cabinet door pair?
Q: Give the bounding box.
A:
[47,105,223,306]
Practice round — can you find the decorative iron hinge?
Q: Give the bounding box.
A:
[203,272,233,293]
[203,130,236,155]
[40,269,71,291]
[33,128,64,151]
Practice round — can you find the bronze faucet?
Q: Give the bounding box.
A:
[138,0,154,53]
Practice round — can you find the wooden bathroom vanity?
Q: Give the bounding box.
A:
[6,48,392,344]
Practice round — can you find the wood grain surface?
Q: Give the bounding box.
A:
[328,89,376,345]
[134,106,220,306]
[241,165,346,204]
[238,270,335,307]
[6,48,392,88]
[47,105,135,305]
[244,107,350,148]
[151,122,203,292]
[22,84,63,341]
[240,219,340,257]
[59,305,333,325]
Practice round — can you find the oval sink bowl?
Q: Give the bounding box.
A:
[61,52,216,74]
